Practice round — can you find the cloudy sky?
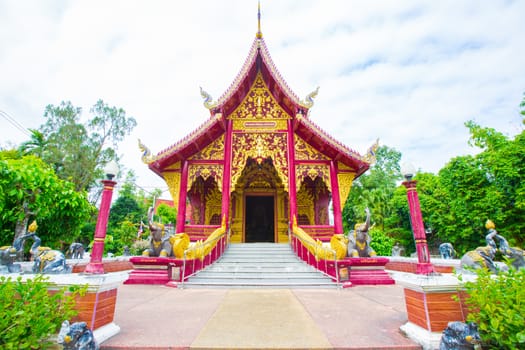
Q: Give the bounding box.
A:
[1,1,524,198]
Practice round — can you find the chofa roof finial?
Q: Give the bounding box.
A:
[256,1,263,39]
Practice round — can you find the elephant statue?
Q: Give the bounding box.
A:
[66,242,85,259]
[58,320,98,350]
[494,232,524,270]
[142,206,172,257]
[0,221,39,273]
[439,243,456,259]
[347,207,376,258]
[30,236,71,274]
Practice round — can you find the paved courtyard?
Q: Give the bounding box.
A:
[101,284,421,349]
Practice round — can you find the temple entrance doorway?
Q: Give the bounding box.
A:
[245,195,275,242]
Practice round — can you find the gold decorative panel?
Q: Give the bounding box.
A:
[296,184,315,225]
[205,187,222,224]
[337,172,356,206]
[189,135,224,160]
[231,133,288,192]
[233,119,288,132]
[229,72,291,122]
[162,171,181,211]
[295,136,329,161]
[187,164,223,192]
[295,164,331,193]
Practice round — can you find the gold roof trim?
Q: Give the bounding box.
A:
[216,38,302,109]
[154,113,223,162]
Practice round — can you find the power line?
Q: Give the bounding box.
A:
[0,110,31,137]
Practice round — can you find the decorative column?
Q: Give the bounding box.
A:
[287,119,297,227]
[329,161,343,234]
[401,164,435,275]
[176,160,189,233]
[85,162,118,274]
[221,119,233,226]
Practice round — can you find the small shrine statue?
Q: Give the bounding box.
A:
[347,208,377,258]
[460,220,500,274]
[439,243,456,259]
[391,242,404,257]
[66,242,85,259]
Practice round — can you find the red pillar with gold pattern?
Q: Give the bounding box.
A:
[330,161,343,234]
[287,119,297,228]
[176,160,189,233]
[221,119,233,225]
[85,179,116,274]
[402,179,435,275]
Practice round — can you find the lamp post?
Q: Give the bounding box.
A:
[401,163,435,275]
[84,161,119,274]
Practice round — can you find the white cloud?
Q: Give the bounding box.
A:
[1,0,524,198]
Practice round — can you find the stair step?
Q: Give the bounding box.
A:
[181,243,337,289]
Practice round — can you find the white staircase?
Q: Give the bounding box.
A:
[181,243,337,288]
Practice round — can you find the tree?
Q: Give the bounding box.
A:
[343,145,402,232]
[18,129,48,158]
[0,152,93,247]
[30,100,136,196]
[156,203,177,225]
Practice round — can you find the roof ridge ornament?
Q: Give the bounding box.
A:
[200,86,218,110]
[362,138,380,164]
[138,138,156,164]
[256,1,263,39]
[299,86,320,108]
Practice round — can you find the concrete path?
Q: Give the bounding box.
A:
[101,284,421,350]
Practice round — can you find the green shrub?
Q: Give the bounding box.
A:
[369,227,395,256]
[0,275,87,349]
[459,267,525,349]
[131,239,150,256]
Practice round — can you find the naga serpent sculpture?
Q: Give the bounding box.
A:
[200,86,218,110]
[299,86,319,108]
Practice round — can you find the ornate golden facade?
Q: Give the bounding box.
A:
[144,29,372,243]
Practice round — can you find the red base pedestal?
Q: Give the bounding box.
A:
[340,257,395,286]
[125,257,183,285]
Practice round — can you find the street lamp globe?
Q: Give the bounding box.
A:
[104,160,119,180]
[401,162,416,181]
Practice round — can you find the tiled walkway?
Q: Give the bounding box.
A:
[101,284,420,349]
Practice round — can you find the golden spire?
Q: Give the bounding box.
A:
[256,1,263,39]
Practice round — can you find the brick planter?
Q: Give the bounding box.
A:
[394,272,475,349]
[16,271,128,345]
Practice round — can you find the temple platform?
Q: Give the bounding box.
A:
[100,284,421,349]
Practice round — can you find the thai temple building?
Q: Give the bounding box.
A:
[139,7,376,245]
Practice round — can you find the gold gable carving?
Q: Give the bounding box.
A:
[189,135,224,160]
[295,136,330,161]
[231,133,288,192]
[164,162,181,171]
[337,172,356,206]
[337,162,353,171]
[163,171,181,211]
[229,73,291,124]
